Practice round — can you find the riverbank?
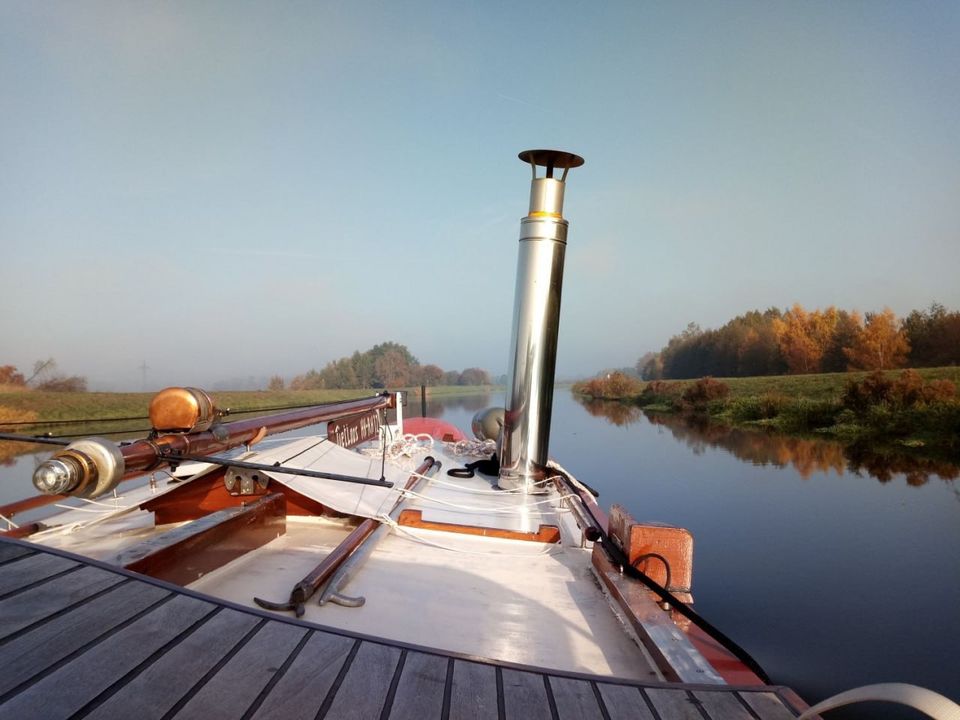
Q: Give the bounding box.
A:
[0,385,500,429]
[573,368,960,459]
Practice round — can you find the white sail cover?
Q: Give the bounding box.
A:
[247,436,416,518]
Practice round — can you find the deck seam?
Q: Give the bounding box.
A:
[314,638,361,720]
[773,689,804,718]
[639,687,664,720]
[734,691,766,720]
[0,563,81,601]
[590,681,612,720]
[160,617,267,720]
[0,548,36,567]
[542,675,561,720]
[379,647,407,720]
[240,627,314,720]
[495,667,505,720]
[0,576,131,648]
[0,591,175,705]
[685,689,712,720]
[71,605,223,719]
[441,657,454,720]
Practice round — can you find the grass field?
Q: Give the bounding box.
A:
[573,367,960,459]
[0,384,500,426]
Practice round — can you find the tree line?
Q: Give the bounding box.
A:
[280,341,491,390]
[638,303,960,380]
[0,359,88,392]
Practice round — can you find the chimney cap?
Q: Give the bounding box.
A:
[518,150,584,172]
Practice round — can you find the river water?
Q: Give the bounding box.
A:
[2,390,958,717]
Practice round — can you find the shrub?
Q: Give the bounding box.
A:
[36,375,87,392]
[778,398,842,431]
[680,377,730,410]
[575,372,640,400]
[921,379,956,403]
[639,380,683,407]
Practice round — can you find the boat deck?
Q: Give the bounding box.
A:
[0,538,812,719]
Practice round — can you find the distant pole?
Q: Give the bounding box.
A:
[140,361,149,391]
[420,385,427,417]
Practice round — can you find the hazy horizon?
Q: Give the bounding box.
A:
[3,2,958,391]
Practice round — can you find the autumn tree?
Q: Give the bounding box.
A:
[418,364,444,386]
[772,304,838,374]
[844,308,910,370]
[373,350,411,387]
[457,368,490,386]
[268,375,285,391]
[0,366,25,386]
[903,303,960,367]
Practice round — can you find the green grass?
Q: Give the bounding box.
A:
[648,367,960,402]
[573,367,960,460]
[0,385,501,426]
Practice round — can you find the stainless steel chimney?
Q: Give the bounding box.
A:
[498,149,584,492]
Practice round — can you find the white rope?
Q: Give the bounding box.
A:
[359,433,434,463]
[444,438,497,458]
[798,683,960,720]
[0,512,19,530]
[376,513,562,557]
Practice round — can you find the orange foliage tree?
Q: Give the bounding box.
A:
[0,365,26,386]
[844,308,910,370]
[772,304,840,374]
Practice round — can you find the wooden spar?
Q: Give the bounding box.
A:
[1,393,395,519]
[119,393,396,477]
[255,456,437,616]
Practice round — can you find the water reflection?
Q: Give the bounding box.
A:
[576,397,643,427]
[574,397,959,486]
[406,391,496,420]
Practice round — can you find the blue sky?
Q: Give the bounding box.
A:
[2,1,958,390]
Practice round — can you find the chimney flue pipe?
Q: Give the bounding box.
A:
[498,150,584,493]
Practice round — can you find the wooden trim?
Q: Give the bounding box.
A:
[397,509,561,544]
[0,522,43,539]
[115,493,287,585]
[141,469,328,525]
[0,493,68,520]
[591,544,724,685]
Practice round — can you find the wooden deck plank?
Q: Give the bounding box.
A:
[597,683,655,720]
[2,594,216,719]
[694,689,755,720]
[322,641,402,720]
[0,553,78,596]
[740,691,799,720]
[0,539,813,720]
[172,620,308,719]
[0,581,169,699]
[0,543,34,564]
[250,630,355,720]
[501,669,552,720]
[550,676,605,720]
[87,609,262,720]
[449,660,498,720]
[646,687,703,720]
[0,565,123,642]
[389,651,448,720]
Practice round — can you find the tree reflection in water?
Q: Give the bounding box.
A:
[574,396,959,486]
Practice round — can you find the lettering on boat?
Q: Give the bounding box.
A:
[328,412,381,448]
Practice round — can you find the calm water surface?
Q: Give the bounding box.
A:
[2,390,957,717]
